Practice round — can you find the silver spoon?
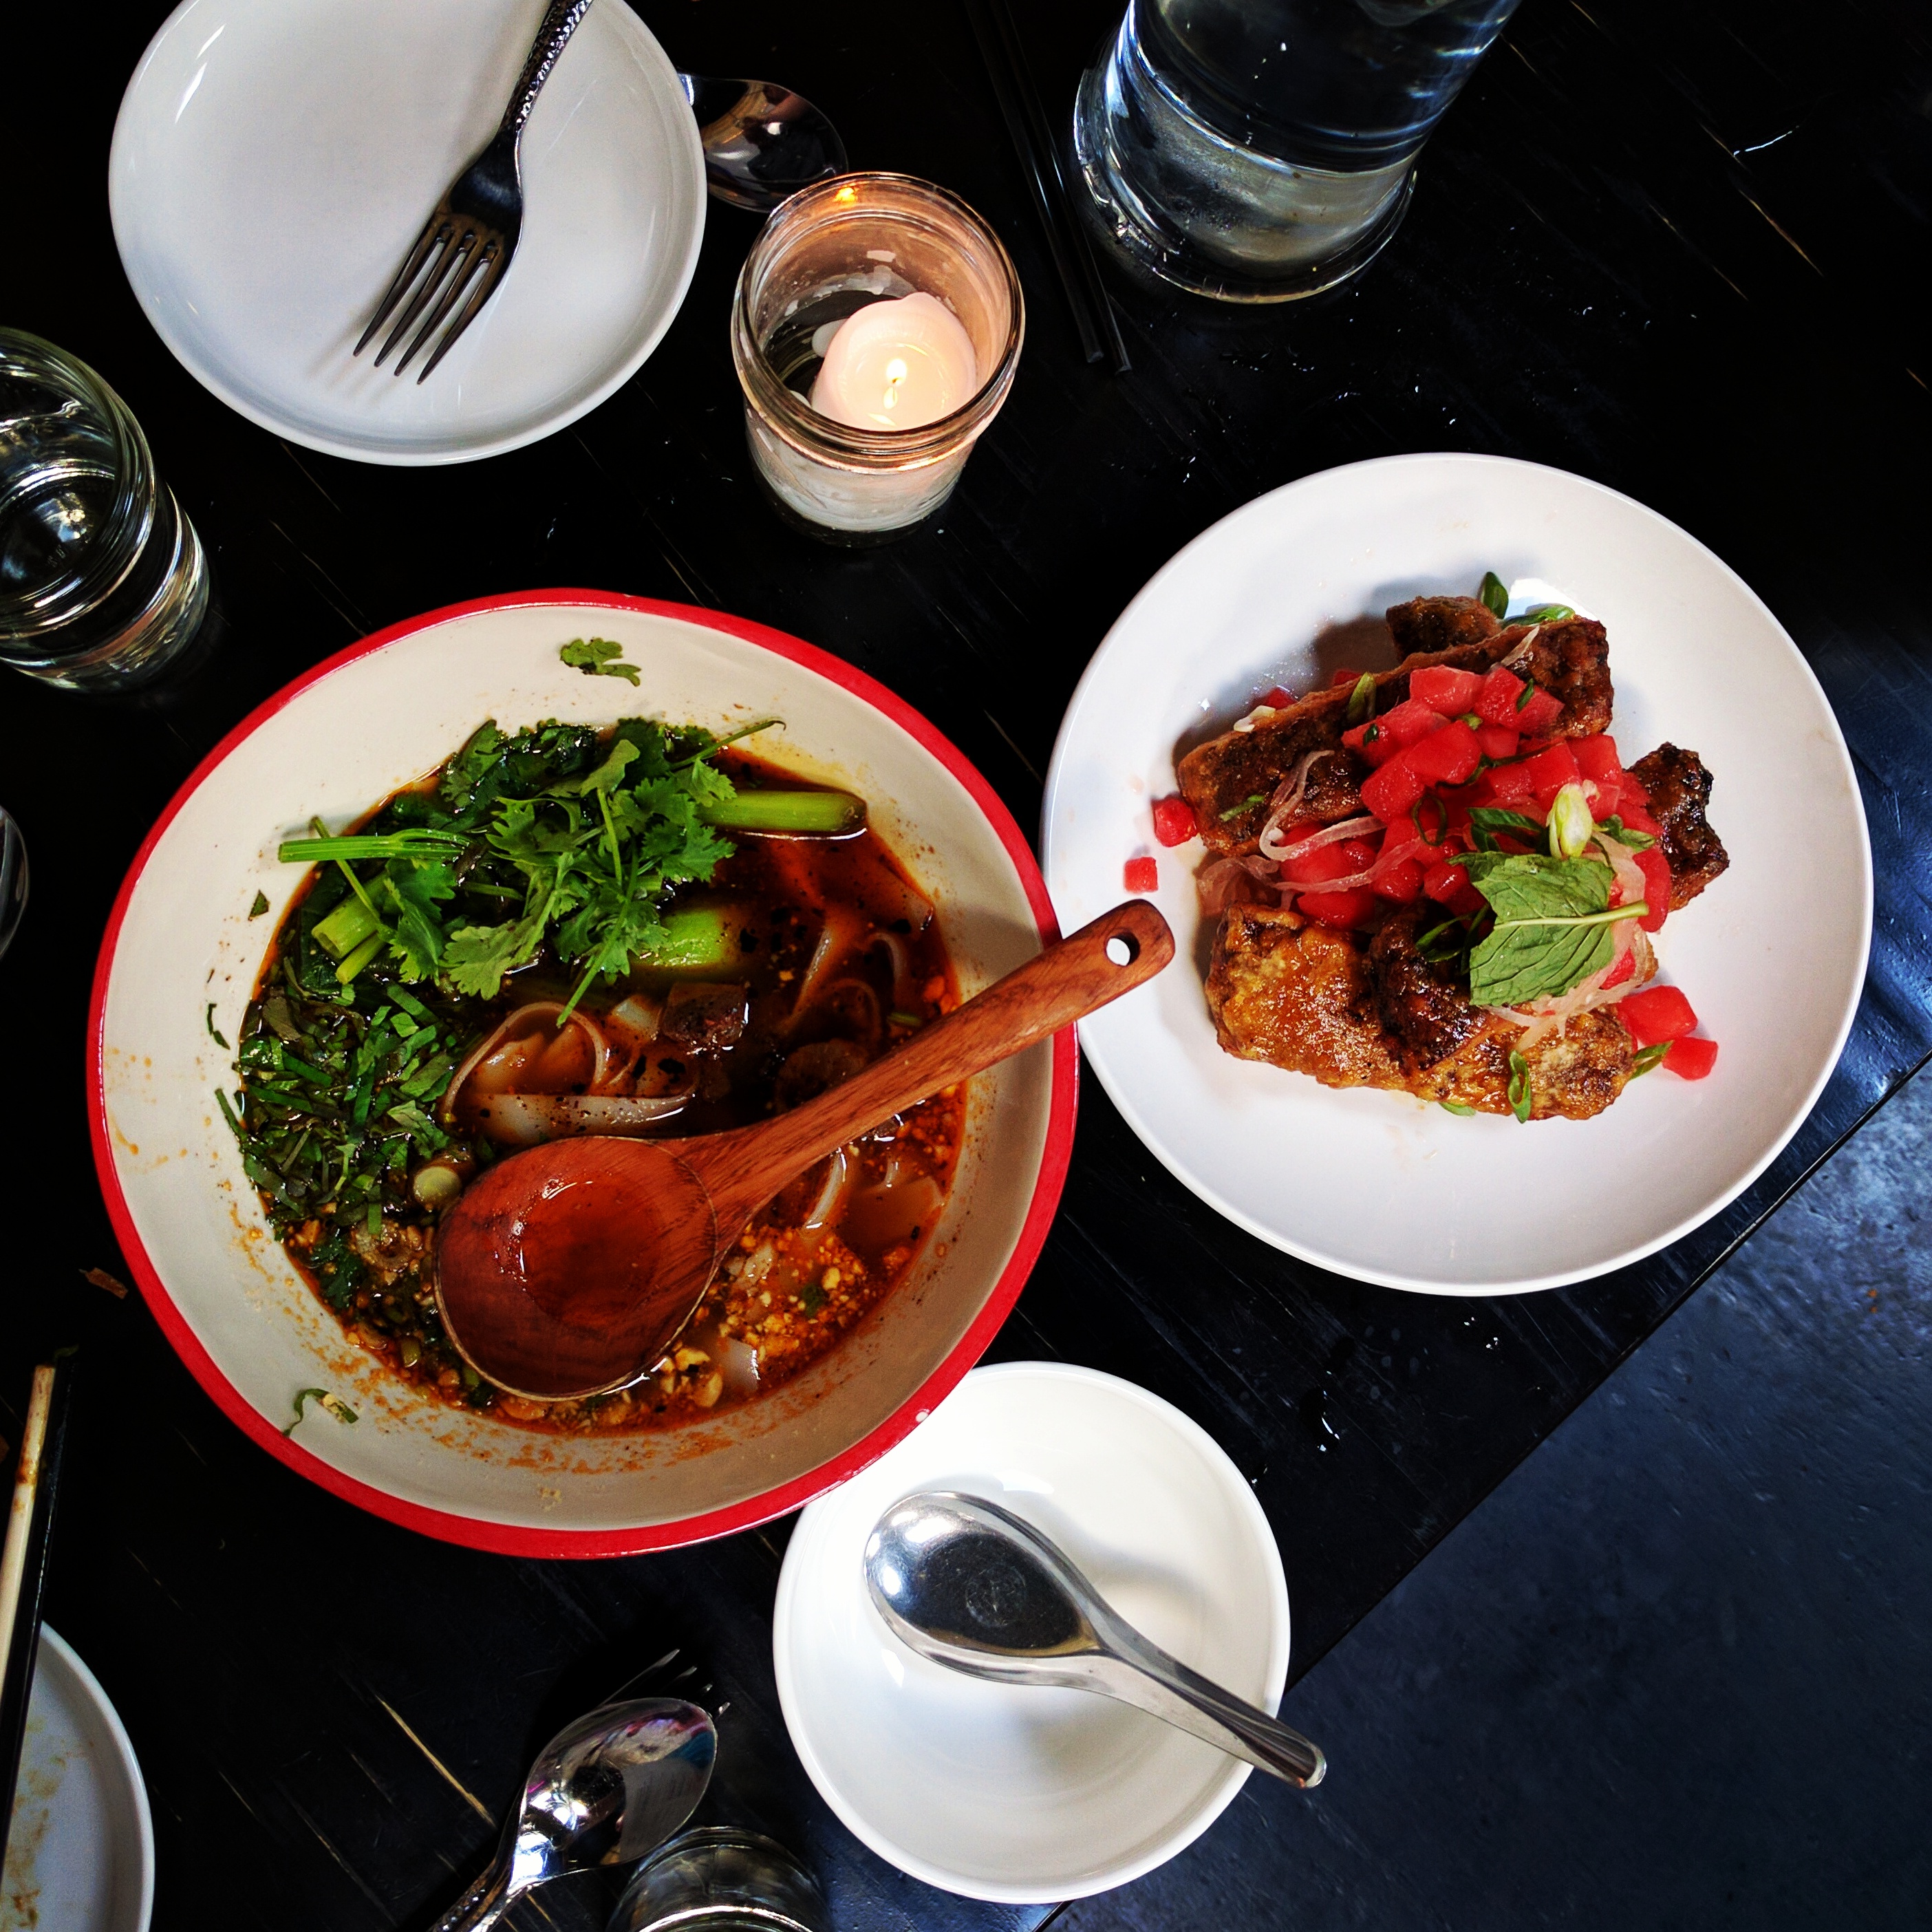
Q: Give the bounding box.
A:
[865,1492,1327,1789]
[679,74,847,212]
[429,1698,717,1931]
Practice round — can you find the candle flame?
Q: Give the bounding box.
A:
[881,356,908,413]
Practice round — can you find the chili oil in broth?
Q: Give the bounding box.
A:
[240,748,962,1434]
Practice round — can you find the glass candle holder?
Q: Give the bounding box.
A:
[608,1827,826,1932]
[731,174,1023,543]
[0,329,210,691]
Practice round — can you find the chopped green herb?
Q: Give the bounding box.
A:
[1507,1050,1534,1123]
[1547,784,1594,859]
[1344,672,1377,727]
[698,790,865,835]
[1595,817,1656,851]
[1219,793,1267,822]
[249,891,270,919]
[559,636,641,685]
[1479,572,1510,621]
[888,1009,923,1028]
[1467,806,1546,852]
[285,1386,358,1434]
[1515,680,1537,713]
[1519,603,1575,623]
[206,1003,229,1049]
[1630,1042,1670,1077]
[1439,1099,1478,1117]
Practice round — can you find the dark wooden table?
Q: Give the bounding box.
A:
[6,1,1927,1927]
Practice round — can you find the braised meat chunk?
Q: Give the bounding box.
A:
[1627,744,1729,908]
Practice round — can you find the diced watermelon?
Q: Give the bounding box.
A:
[1151,795,1197,846]
[1298,888,1378,929]
[1620,985,1697,1046]
[1602,946,1637,989]
[1331,667,1363,687]
[1634,847,1672,932]
[1664,1035,1718,1080]
[1362,755,1427,823]
[1341,718,1402,768]
[1518,741,1582,806]
[1483,760,1540,805]
[1474,665,1525,726]
[1422,859,1468,903]
[1571,735,1623,816]
[1261,685,1296,709]
[1477,724,1521,762]
[1404,718,1481,787]
[1410,665,1483,713]
[1516,688,1565,736]
[1124,855,1158,893]
[1376,696,1452,749]
[1282,840,1360,888]
[1373,857,1426,903]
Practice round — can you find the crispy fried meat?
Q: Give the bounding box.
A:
[1208,902,1637,1121]
[1627,744,1729,908]
[1179,598,1613,855]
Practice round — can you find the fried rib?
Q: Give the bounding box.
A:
[1627,744,1729,908]
[1179,598,1613,855]
[1208,900,1637,1121]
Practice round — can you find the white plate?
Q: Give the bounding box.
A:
[773,1362,1291,1902]
[91,592,1073,1555]
[3,1629,154,1932]
[110,0,706,464]
[1042,454,1871,1294]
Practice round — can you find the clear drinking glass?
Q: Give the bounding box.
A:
[608,1827,826,1932]
[1074,0,1525,301]
[730,173,1023,544]
[0,329,209,691]
[0,809,25,963]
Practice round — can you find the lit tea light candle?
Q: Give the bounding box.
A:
[808,293,980,431]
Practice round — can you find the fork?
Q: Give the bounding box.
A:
[355,0,594,383]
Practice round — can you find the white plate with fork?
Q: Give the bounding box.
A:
[109,0,706,464]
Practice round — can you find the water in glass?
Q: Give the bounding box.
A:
[1075,0,1525,301]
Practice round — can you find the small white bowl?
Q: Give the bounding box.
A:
[89,593,1075,1554]
[773,1362,1291,1902]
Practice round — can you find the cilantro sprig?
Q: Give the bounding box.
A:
[278,714,755,1015]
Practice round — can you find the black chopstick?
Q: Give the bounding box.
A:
[963,0,1131,374]
[0,1356,75,1872]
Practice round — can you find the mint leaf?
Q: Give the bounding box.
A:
[1458,852,1622,1007]
[560,636,641,685]
[1479,571,1510,621]
[1595,816,1656,851]
[1468,806,1546,852]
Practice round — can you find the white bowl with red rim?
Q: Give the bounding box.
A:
[89,592,1075,1555]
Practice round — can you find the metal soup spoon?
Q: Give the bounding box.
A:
[864,1492,1327,1789]
[433,901,1172,1404]
[680,74,848,212]
[430,1699,716,1932]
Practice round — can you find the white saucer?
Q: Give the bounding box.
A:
[110,0,707,464]
[773,1362,1291,1903]
[1042,453,1870,1294]
[3,1629,154,1932]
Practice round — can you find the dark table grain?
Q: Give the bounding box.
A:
[3,1,1927,1927]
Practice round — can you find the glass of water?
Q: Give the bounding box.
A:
[0,329,209,691]
[1074,0,1525,302]
[608,1827,825,1932]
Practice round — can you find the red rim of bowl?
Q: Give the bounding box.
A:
[87,589,1077,1558]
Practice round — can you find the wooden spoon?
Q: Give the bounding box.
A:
[434,900,1174,1401]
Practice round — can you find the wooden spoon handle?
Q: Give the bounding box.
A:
[687,899,1173,1225]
